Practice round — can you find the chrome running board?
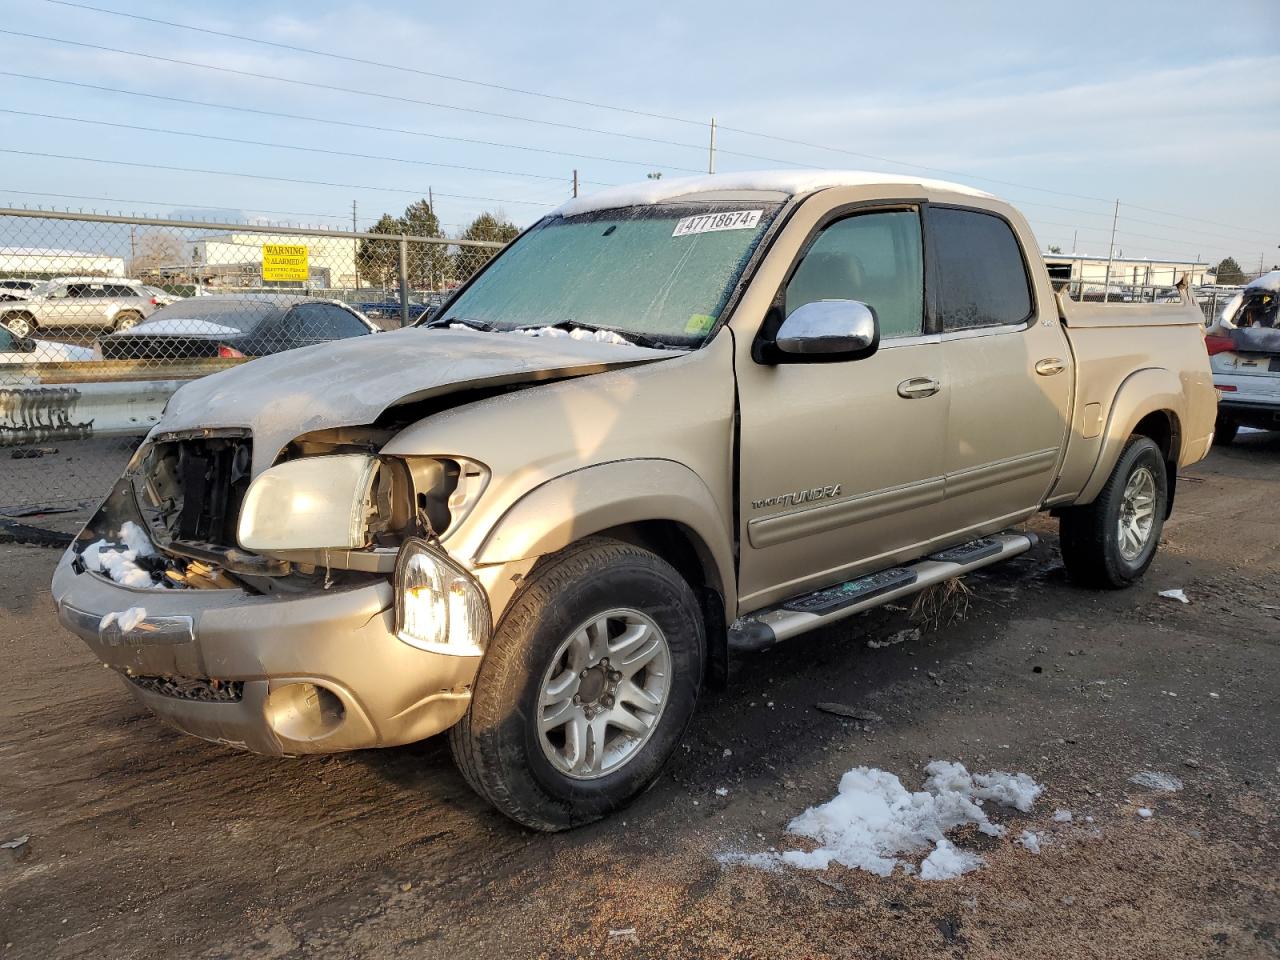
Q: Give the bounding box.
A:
[728,532,1037,652]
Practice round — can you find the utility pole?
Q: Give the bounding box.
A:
[572,169,579,198]
[352,200,359,290]
[708,117,717,174]
[1072,229,1077,254]
[1103,199,1120,303]
[428,186,434,212]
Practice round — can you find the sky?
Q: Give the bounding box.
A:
[0,0,1277,267]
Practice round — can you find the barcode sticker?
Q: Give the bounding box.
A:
[672,210,763,237]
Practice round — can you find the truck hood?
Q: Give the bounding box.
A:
[156,327,675,473]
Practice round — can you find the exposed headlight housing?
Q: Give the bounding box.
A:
[237,453,378,551]
[394,537,491,656]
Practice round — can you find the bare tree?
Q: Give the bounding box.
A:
[129,230,186,277]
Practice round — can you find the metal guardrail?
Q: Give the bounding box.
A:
[0,377,185,446]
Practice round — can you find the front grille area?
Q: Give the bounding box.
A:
[128,674,245,703]
[135,434,253,549]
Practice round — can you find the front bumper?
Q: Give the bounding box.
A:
[51,550,481,755]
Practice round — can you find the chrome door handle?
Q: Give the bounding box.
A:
[897,377,941,399]
[1035,357,1066,376]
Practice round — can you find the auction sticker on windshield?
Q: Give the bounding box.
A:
[672,210,764,237]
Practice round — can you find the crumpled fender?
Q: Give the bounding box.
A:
[1075,367,1185,505]
[473,458,735,616]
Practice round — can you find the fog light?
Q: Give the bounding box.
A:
[394,537,490,656]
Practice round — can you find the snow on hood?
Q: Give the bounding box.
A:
[553,169,997,217]
[157,326,673,473]
[123,318,242,337]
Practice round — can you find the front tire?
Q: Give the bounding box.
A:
[1059,436,1168,589]
[449,537,704,831]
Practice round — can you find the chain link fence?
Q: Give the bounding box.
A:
[0,209,503,517]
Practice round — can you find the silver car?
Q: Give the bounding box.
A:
[0,277,162,337]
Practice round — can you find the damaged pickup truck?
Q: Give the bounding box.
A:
[52,171,1217,830]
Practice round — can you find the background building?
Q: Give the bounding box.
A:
[0,245,125,277]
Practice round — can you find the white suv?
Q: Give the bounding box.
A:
[0,277,167,337]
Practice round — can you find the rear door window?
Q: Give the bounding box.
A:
[928,208,1033,330]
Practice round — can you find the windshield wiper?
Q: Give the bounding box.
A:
[514,320,667,350]
[425,316,496,332]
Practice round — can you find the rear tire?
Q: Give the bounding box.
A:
[1059,436,1167,589]
[1213,414,1239,446]
[112,312,143,332]
[449,537,704,831]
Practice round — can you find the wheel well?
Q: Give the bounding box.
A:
[594,520,729,690]
[1131,410,1180,517]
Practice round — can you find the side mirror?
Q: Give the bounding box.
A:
[773,299,880,361]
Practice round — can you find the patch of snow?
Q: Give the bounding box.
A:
[715,787,729,797]
[919,838,984,880]
[922,760,1043,813]
[118,521,155,557]
[714,850,784,872]
[724,761,1042,881]
[1158,588,1190,604]
[553,170,996,217]
[1053,809,1074,823]
[868,627,920,649]
[1017,830,1042,854]
[1244,270,1280,293]
[514,326,631,345]
[1129,771,1183,792]
[1137,808,1154,818]
[126,318,241,336]
[81,523,165,590]
[100,607,147,633]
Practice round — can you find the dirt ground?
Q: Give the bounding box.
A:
[1,436,1277,960]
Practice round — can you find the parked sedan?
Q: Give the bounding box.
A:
[97,295,378,361]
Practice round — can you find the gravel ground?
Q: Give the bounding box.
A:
[1,435,1277,959]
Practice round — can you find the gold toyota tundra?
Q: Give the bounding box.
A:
[52,172,1217,830]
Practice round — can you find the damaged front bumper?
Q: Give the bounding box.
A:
[51,549,482,756]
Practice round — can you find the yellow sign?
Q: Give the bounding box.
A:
[261,243,309,282]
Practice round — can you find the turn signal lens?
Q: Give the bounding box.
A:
[394,538,490,656]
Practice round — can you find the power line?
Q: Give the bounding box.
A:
[25,5,1274,236]
[0,31,711,156]
[0,187,350,221]
[0,149,556,207]
[0,71,706,175]
[0,32,813,170]
[0,108,617,186]
[44,0,711,131]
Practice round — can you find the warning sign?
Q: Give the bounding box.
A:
[262,243,309,282]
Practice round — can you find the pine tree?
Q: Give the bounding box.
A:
[452,212,520,284]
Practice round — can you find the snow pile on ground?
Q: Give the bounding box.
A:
[100,607,147,632]
[1130,771,1183,792]
[722,761,1044,881]
[82,522,165,590]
